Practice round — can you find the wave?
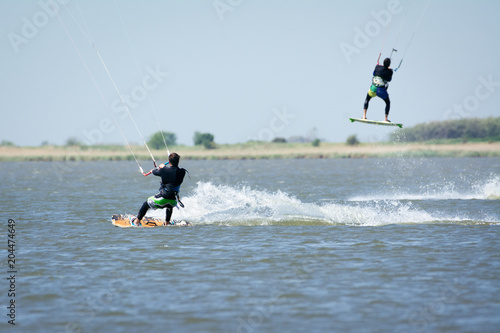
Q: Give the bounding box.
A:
[348,175,500,201]
[148,181,499,226]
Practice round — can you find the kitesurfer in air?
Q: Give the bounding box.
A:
[362,58,393,122]
[132,152,186,226]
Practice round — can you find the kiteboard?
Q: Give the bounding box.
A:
[349,118,403,128]
[111,214,191,228]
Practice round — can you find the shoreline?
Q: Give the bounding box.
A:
[1,142,499,161]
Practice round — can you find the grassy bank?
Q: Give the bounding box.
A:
[1,141,500,162]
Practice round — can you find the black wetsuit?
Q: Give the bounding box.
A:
[373,64,393,83]
[364,64,393,116]
[153,165,186,199]
[137,165,186,222]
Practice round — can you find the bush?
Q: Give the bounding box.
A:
[312,139,320,147]
[148,131,177,150]
[203,141,217,149]
[193,131,216,149]
[390,117,500,142]
[0,140,15,147]
[272,137,287,143]
[65,137,83,147]
[346,135,360,146]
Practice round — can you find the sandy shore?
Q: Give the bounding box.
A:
[1,142,499,161]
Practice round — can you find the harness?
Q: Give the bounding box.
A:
[157,166,189,209]
[159,183,184,208]
[372,76,387,88]
[176,193,185,208]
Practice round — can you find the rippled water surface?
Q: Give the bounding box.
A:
[1,157,499,332]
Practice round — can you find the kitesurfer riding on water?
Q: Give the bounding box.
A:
[363,58,393,122]
[132,152,186,226]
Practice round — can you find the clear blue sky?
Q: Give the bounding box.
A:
[1,0,499,146]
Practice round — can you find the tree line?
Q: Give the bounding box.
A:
[4,117,498,147]
[148,131,215,149]
[390,117,500,142]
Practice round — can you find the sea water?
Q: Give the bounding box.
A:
[0,157,499,332]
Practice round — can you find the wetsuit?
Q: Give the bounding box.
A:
[137,165,186,223]
[364,64,393,116]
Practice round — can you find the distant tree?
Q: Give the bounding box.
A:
[272,137,287,143]
[0,140,15,147]
[312,138,320,147]
[148,131,177,150]
[193,131,216,149]
[65,137,82,147]
[346,135,360,146]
